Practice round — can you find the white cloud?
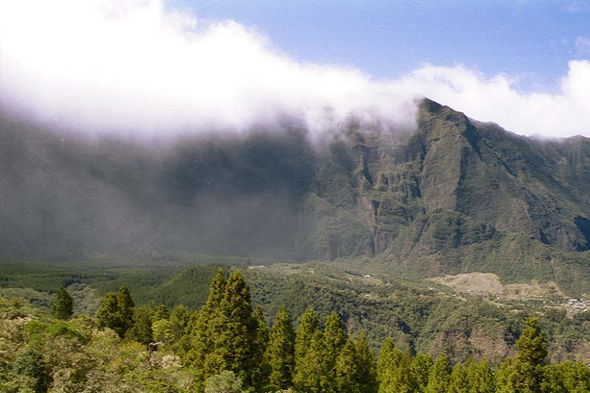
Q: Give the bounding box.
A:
[390,61,590,137]
[0,0,589,138]
[0,0,416,136]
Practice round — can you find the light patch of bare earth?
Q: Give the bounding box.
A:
[427,272,565,301]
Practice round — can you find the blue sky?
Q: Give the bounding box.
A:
[177,0,590,92]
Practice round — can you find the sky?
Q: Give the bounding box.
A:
[177,0,590,91]
[1,0,589,138]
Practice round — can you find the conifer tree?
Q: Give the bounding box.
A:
[334,339,359,393]
[186,269,227,388]
[448,363,469,393]
[516,318,547,367]
[377,338,415,393]
[96,292,122,336]
[542,364,565,393]
[294,307,320,376]
[377,337,395,388]
[468,359,495,393]
[125,305,153,344]
[495,358,515,393]
[178,310,199,358]
[497,317,547,393]
[425,354,451,393]
[96,285,137,338]
[323,311,347,377]
[252,305,270,392]
[411,353,433,393]
[353,332,378,393]
[562,361,590,393]
[514,317,547,392]
[212,270,258,386]
[152,318,174,343]
[117,284,135,336]
[168,305,190,347]
[265,306,296,392]
[253,305,270,352]
[152,304,170,322]
[51,285,73,320]
[293,330,331,393]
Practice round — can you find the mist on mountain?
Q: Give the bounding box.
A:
[2,100,589,278]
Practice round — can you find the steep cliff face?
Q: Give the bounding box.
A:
[1,100,589,289]
[294,99,590,292]
[307,99,590,257]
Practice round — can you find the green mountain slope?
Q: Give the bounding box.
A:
[300,99,590,294]
[1,100,588,293]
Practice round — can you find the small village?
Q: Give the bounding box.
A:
[565,298,590,315]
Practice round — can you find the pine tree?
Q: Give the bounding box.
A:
[95,285,137,338]
[251,305,270,392]
[125,305,153,344]
[543,361,590,393]
[497,317,547,393]
[353,332,378,393]
[178,310,199,358]
[253,305,270,351]
[377,337,395,390]
[294,307,320,377]
[293,330,331,393]
[96,292,122,336]
[168,305,190,347]
[152,304,170,322]
[117,285,135,336]
[449,363,469,393]
[425,354,451,393]
[468,359,495,393]
[411,353,433,393]
[265,306,296,392]
[495,358,516,393]
[544,361,590,393]
[514,317,547,392]
[377,338,415,393]
[564,361,590,393]
[152,318,173,343]
[186,269,227,390]
[542,364,566,393]
[185,270,260,390]
[323,310,347,383]
[212,270,258,386]
[334,339,359,393]
[51,286,73,320]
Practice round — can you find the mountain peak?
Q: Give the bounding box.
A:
[418,97,444,113]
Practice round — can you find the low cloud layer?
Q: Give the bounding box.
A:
[392,61,590,138]
[1,0,589,138]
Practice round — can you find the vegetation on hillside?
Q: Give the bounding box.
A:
[1,271,589,392]
[2,100,590,293]
[2,260,590,366]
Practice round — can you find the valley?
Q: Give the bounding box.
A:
[2,257,589,366]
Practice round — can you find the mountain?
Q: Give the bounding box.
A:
[303,99,590,293]
[1,99,589,293]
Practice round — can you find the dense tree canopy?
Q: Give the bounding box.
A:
[1,274,589,393]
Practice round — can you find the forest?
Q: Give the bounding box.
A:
[1,269,589,393]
